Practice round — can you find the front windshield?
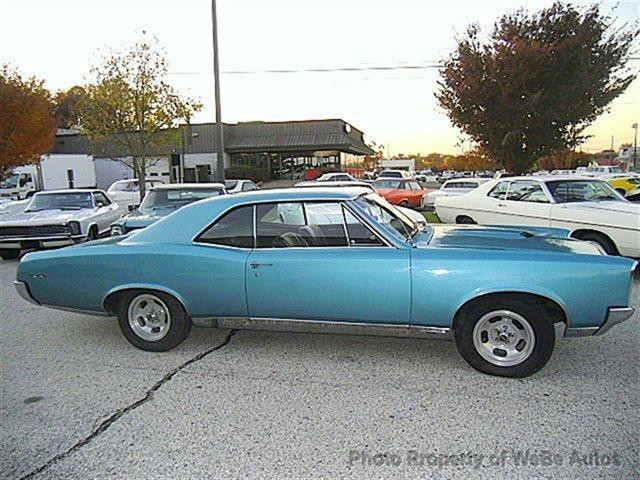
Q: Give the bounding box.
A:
[140,188,225,210]
[27,192,93,211]
[546,180,625,203]
[109,181,138,192]
[1,174,19,189]
[354,193,421,242]
[372,180,401,189]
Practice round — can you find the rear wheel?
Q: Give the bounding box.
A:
[399,200,409,207]
[116,290,192,351]
[454,297,555,378]
[456,215,476,224]
[0,249,20,260]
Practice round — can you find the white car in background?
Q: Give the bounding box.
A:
[377,170,412,180]
[436,176,640,257]
[0,189,126,259]
[315,172,357,182]
[582,166,624,177]
[107,178,164,210]
[225,179,259,193]
[421,178,490,210]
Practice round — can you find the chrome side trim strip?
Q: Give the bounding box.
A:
[595,307,635,336]
[14,281,40,305]
[196,316,453,340]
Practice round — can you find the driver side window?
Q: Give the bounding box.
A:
[94,192,111,206]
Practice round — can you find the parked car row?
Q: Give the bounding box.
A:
[0,178,258,259]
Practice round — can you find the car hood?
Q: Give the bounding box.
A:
[561,200,639,215]
[420,224,602,255]
[0,208,96,226]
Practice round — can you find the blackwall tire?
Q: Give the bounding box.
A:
[454,297,555,378]
[117,290,192,352]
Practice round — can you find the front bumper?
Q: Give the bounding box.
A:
[0,235,85,250]
[14,281,40,305]
[566,306,635,337]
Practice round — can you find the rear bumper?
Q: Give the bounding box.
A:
[14,281,40,305]
[566,307,635,337]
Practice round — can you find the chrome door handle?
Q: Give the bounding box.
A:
[498,203,507,207]
[249,263,273,269]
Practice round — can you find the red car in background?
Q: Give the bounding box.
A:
[372,178,434,209]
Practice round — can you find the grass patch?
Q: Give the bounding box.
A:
[422,211,441,223]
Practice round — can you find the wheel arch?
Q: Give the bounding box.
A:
[569,229,619,255]
[102,284,190,316]
[453,291,569,330]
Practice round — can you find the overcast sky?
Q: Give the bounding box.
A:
[1,0,638,155]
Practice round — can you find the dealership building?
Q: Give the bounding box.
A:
[43,119,374,190]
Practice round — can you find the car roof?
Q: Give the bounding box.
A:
[126,187,371,245]
[34,189,100,194]
[495,175,598,182]
[151,183,226,190]
[295,180,372,188]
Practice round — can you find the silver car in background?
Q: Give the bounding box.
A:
[0,189,125,260]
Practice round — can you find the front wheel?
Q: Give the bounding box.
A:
[454,298,555,378]
[117,290,192,351]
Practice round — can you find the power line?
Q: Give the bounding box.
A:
[220,64,444,75]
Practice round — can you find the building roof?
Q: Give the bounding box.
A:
[48,119,374,157]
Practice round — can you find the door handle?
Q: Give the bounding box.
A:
[249,262,273,269]
[498,203,507,207]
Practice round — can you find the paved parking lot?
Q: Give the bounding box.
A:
[1,259,638,479]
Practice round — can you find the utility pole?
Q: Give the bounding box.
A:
[211,0,225,182]
[610,135,614,151]
[632,123,638,172]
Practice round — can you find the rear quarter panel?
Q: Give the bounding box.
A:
[410,247,634,329]
[17,241,251,317]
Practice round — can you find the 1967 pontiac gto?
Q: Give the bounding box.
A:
[15,188,636,377]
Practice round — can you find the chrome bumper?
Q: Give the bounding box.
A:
[565,306,635,337]
[595,307,635,336]
[14,281,40,305]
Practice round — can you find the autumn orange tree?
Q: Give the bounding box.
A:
[0,66,57,177]
[436,3,638,174]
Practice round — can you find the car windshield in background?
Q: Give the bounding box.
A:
[1,174,19,188]
[546,180,623,203]
[109,181,138,192]
[224,180,239,189]
[27,193,94,211]
[372,180,402,189]
[354,194,419,241]
[141,189,225,210]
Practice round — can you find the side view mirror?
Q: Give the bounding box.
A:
[128,205,137,212]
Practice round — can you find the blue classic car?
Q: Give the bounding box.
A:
[15,188,636,377]
[109,183,227,235]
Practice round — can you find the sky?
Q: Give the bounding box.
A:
[1,0,638,156]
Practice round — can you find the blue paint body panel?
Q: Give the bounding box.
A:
[16,187,636,331]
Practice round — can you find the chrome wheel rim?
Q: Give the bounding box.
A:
[472,310,535,367]
[127,294,171,342]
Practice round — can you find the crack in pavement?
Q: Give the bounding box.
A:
[19,329,237,480]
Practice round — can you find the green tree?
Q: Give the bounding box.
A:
[436,3,638,173]
[0,65,57,176]
[78,36,202,201]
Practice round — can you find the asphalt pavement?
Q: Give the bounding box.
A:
[1,259,638,479]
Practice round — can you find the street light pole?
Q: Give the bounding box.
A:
[211,0,225,182]
[632,123,638,172]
